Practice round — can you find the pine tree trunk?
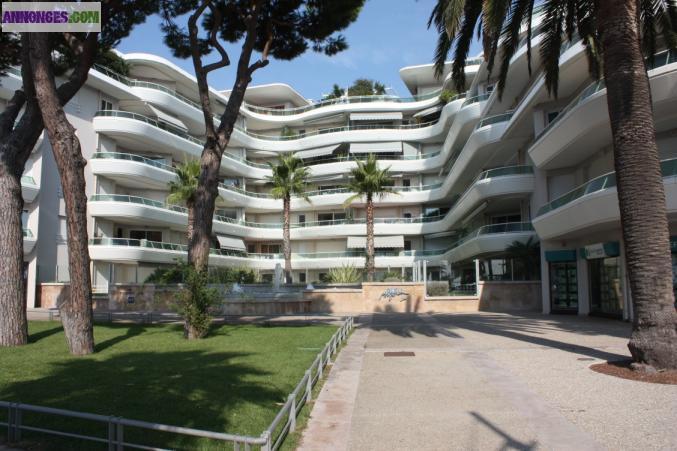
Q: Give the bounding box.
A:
[283,196,292,284]
[188,142,220,272]
[598,0,677,369]
[0,169,27,346]
[366,194,375,282]
[30,33,94,355]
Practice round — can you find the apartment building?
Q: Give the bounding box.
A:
[3,11,677,319]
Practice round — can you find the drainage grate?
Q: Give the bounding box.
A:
[384,351,415,357]
[577,357,595,361]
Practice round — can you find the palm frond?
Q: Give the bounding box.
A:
[540,0,565,97]
[496,0,535,97]
[452,0,484,92]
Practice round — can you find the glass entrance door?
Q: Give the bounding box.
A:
[549,262,578,313]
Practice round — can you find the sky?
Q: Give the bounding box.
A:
[116,0,482,101]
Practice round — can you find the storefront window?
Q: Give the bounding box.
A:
[589,257,623,317]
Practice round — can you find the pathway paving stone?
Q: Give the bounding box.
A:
[299,312,677,451]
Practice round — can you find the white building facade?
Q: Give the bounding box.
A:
[3,16,677,320]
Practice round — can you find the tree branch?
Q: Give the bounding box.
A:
[202,2,230,73]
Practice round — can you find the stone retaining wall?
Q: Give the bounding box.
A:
[36,280,542,315]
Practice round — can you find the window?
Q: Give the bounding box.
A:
[404,240,412,251]
[402,179,411,187]
[100,98,113,111]
[486,85,495,93]
[299,273,306,283]
[261,244,281,254]
[491,214,521,224]
[403,212,412,219]
[21,209,28,228]
[129,230,162,242]
[298,214,306,224]
[247,243,256,253]
[547,110,560,125]
[317,212,345,224]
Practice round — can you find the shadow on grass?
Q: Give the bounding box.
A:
[0,349,285,450]
[94,324,147,352]
[28,326,64,343]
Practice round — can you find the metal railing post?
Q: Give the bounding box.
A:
[261,431,272,451]
[107,416,116,451]
[116,418,124,451]
[289,395,297,432]
[7,403,15,442]
[305,370,312,402]
[14,407,22,442]
[318,351,324,379]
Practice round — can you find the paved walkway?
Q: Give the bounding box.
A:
[299,312,677,451]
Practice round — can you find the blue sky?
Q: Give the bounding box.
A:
[117,0,482,101]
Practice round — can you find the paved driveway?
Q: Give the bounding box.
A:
[299,312,677,451]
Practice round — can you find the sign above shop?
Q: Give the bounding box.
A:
[582,241,620,260]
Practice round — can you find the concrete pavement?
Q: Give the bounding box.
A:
[299,312,677,451]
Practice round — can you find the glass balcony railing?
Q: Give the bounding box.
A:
[537,49,677,141]
[400,222,535,257]
[94,109,441,144]
[462,93,491,107]
[90,222,534,261]
[536,157,677,216]
[92,152,177,172]
[20,175,37,186]
[475,110,514,129]
[476,165,534,180]
[90,64,458,117]
[220,182,444,200]
[23,228,33,238]
[94,110,204,146]
[89,194,188,214]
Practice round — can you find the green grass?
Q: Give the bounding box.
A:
[0,321,337,450]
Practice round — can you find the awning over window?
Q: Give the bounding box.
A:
[216,235,246,251]
[346,235,405,249]
[545,249,577,262]
[293,144,341,159]
[349,112,403,121]
[349,142,402,154]
[413,104,443,118]
[147,104,188,131]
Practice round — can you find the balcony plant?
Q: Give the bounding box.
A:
[327,264,363,283]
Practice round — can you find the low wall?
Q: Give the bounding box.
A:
[477,281,542,311]
[36,280,542,315]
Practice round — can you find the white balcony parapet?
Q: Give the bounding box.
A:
[88,222,535,269]
[21,175,39,203]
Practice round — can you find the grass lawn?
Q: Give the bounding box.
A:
[0,320,337,450]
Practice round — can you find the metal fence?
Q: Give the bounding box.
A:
[1,316,354,450]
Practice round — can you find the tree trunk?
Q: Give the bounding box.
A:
[187,202,194,244]
[188,140,221,272]
[29,33,94,355]
[0,169,27,346]
[366,194,375,282]
[598,0,677,369]
[283,196,292,284]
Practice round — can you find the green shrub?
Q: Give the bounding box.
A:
[145,261,259,285]
[280,125,297,138]
[426,281,450,297]
[380,270,402,282]
[326,264,362,283]
[439,89,457,104]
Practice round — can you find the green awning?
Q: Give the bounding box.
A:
[545,250,577,262]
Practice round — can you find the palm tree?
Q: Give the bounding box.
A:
[344,154,396,282]
[505,237,540,280]
[429,0,677,369]
[268,154,311,284]
[167,160,200,241]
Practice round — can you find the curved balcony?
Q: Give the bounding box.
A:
[88,237,416,270]
[88,222,535,269]
[88,165,534,239]
[23,228,36,255]
[21,175,39,203]
[90,153,176,190]
[529,50,677,169]
[533,158,677,240]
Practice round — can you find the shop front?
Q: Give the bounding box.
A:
[581,242,624,318]
[545,250,578,314]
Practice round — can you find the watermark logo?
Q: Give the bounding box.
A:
[1,2,101,32]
